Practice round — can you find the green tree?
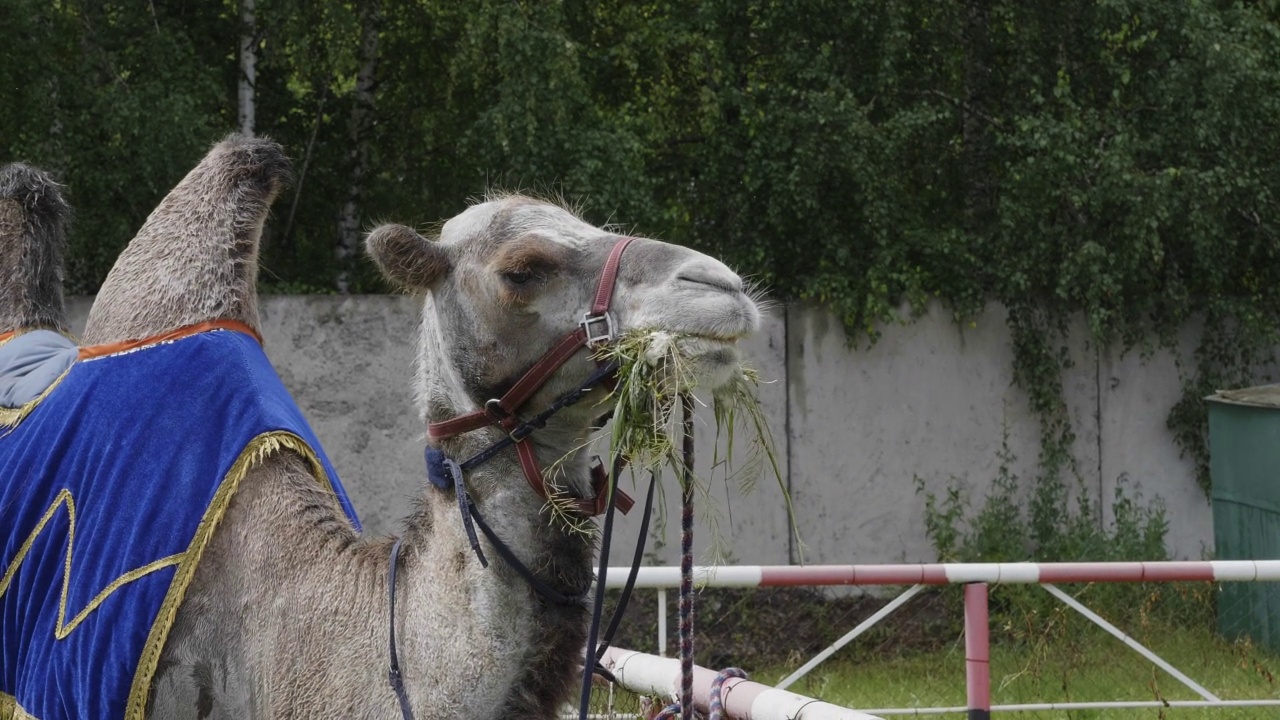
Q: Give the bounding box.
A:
[3,0,1278,491]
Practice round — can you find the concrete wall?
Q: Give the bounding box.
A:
[65,296,1231,564]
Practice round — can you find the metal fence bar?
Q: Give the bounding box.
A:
[855,702,962,707]
[774,584,926,691]
[865,699,1280,715]
[600,560,1280,588]
[1040,582,1220,702]
[862,700,1280,716]
[963,583,990,720]
[657,587,667,657]
[594,563,1280,716]
[601,647,884,720]
[992,700,1280,710]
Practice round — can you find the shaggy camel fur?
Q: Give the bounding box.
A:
[0,162,70,335]
[78,134,760,719]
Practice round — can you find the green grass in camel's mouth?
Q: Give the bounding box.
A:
[545,329,798,553]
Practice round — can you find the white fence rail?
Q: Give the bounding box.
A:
[594,562,1280,717]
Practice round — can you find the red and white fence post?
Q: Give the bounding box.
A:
[964,582,991,720]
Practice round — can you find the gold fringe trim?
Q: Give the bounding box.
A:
[0,431,337,720]
[124,431,337,720]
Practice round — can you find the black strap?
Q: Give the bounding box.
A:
[412,456,655,720]
[422,358,624,593]
[595,470,657,660]
[417,356,658,718]
[387,538,415,720]
[447,456,487,567]
[577,456,625,719]
[467,502,587,607]
[426,447,587,606]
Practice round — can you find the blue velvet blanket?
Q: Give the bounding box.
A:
[0,328,361,720]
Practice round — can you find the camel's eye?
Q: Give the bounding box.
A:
[503,269,536,286]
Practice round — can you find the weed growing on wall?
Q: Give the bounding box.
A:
[916,428,1211,630]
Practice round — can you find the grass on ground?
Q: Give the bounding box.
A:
[748,622,1280,719]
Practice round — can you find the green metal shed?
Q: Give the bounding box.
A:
[1208,384,1280,653]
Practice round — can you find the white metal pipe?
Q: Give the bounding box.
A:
[995,700,1280,710]
[1041,583,1220,702]
[862,699,1280,715]
[775,585,926,691]
[601,647,884,720]
[1213,561,1263,582]
[857,708,966,716]
[599,560,1280,588]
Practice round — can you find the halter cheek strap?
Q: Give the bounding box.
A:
[390,237,646,720]
[426,236,637,516]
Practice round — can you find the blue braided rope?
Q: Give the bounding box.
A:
[652,667,749,720]
[708,668,747,720]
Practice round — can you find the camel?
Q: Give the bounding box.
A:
[0,162,70,337]
[65,133,760,718]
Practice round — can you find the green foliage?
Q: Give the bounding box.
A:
[920,427,1169,567]
[917,427,1216,632]
[0,0,227,293]
[3,0,1279,488]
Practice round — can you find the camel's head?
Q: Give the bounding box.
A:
[0,163,70,334]
[367,195,760,434]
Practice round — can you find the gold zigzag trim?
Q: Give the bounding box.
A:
[0,489,184,640]
[1,431,336,720]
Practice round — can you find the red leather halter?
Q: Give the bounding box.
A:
[426,237,637,516]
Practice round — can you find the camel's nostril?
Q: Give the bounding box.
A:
[676,273,743,294]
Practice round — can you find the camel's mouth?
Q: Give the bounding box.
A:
[688,332,743,344]
[671,335,747,391]
[600,328,754,395]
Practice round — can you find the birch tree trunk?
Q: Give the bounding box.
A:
[238,0,256,137]
[335,0,382,293]
[961,0,991,230]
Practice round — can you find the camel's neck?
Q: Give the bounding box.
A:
[387,298,610,716]
[162,436,595,718]
[397,439,596,718]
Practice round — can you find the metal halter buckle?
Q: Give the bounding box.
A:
[486,399,537,443]
[484,398,511,421]
[580,311,616,348]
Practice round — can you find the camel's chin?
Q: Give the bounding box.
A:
[674,336,746,391]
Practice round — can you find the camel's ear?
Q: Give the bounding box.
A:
[365,224,451,290]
